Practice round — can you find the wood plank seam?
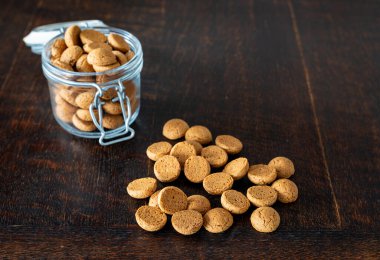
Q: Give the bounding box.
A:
[0,0,43,92]
[287,0,342,228]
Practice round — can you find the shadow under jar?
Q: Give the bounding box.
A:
[42,27,143,145]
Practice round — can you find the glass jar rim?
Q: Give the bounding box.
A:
[41,26,143,78]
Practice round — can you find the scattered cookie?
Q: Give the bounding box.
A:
[201,145,228,168]
[185,140,202,155]
[246,185,278,207]
[187,195,211,215]
[223,157,249,180]
[171,210,203,235]
[127,177,157,199]
[203,172,234,195]
[247,164,277,185]
[221,190,250,214]
[148,189,162,208]
[153,155,181,182]
[271,179,298,203]
[162,118,189,140]
[250,207,280,233]
[203,208,233,233]
[157,186,188,215]
[268,156,295,179]
[135,205,167,232]
[185,125,212,145]
[184,156,211,183]
[170,141,197,165]
[215,135,243,154]
[146,141,173,161]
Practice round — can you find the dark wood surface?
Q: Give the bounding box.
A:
[0,0,379,258]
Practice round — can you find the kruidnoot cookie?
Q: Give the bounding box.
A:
[203,172,234,195]
[201,145,228,168]
[185,125,213,145]
[59,89,79,107]
[102,114,124,129]
[187,195,211,215]
[203,208,233,233]
[80,29,107,44]
[223,157,249,180]
[64,25,81,47]
[157,186,188,215]
[113,50,128,65]
[146,141,173,161]
[271,179,298,203]
[247,164,277,185]
[76,109,98,122]
[72,114,96,132]
[93,62,120,73]
[135,205,167,232]
[126,50,135,61]
[153,155,181,182]
[215,135,243,154]
[162,118,190,140]
[127,177,157,199]
[268,156,295,179]
[76,54,95,72]
[221,189,250,214]
[55,102,77,123]
[171,210,203,235]
[83,42,112,53]
[53,59,73,71]
[250,207,280,233]
[108,33,131,52]
[185,140,202,155]
[87,48,117,66]
[184,156,211,183]
[102,100,125,115]
[75,91,95,109]
[148,189,162,208]
[60,46,83,66]
[169,141,197,165]
[246,185,278,207]
[51,38,67,59]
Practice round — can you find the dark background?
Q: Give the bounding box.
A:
[0,0,379,258]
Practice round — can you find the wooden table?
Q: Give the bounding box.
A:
[1,0,379,258]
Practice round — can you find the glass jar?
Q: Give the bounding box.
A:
[41,26,143,145]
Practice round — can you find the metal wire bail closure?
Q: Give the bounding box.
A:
[89,79,135,146]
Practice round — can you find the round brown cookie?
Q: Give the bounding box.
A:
[215,135,243,154]
[223,157,249,180]
[76,54,95,72]
[127,177,157,199]
[93,62,120,72]
[52,59,73,71]
[171,210,203,235]
[271,179,298,203]
[87,48,117,66]
[51,38,67,59]
[58,89,79,107]
[203,172,234,195]
[187,195,211,215]
[126,50,135,61]
[60,46,83,66]
[72,114,96,132]
[185,140,202,155]
[246,185,278,207]
[113,50,128,65]
[55,102,77,123]
[64,25,81,47]
[80,29,107,44]
[76,109,98,122]
[247,164,277,185]
[135,205,167,232]
[146,141,173,161]
[185,125,212,145]
[157,186,188,215]
[102,100,125,115]
[203,208,233,233]
[153,155,181,182]
[221,189,250,214]
[184,156,211,183]
[268,156,295,179]
[201,145,228,168]
[170,141,197,166]
[108,33,130,52]
[162,118,189,140]
[250,207,280,233]
[54,93,65,105]
[148,189,162,208]
[83,42,112,53]
[75,91,95,109]
[102,114,124,129]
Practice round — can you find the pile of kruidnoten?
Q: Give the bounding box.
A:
[127,119,298,235]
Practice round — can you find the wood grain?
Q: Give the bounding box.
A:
[0,0,379,257]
